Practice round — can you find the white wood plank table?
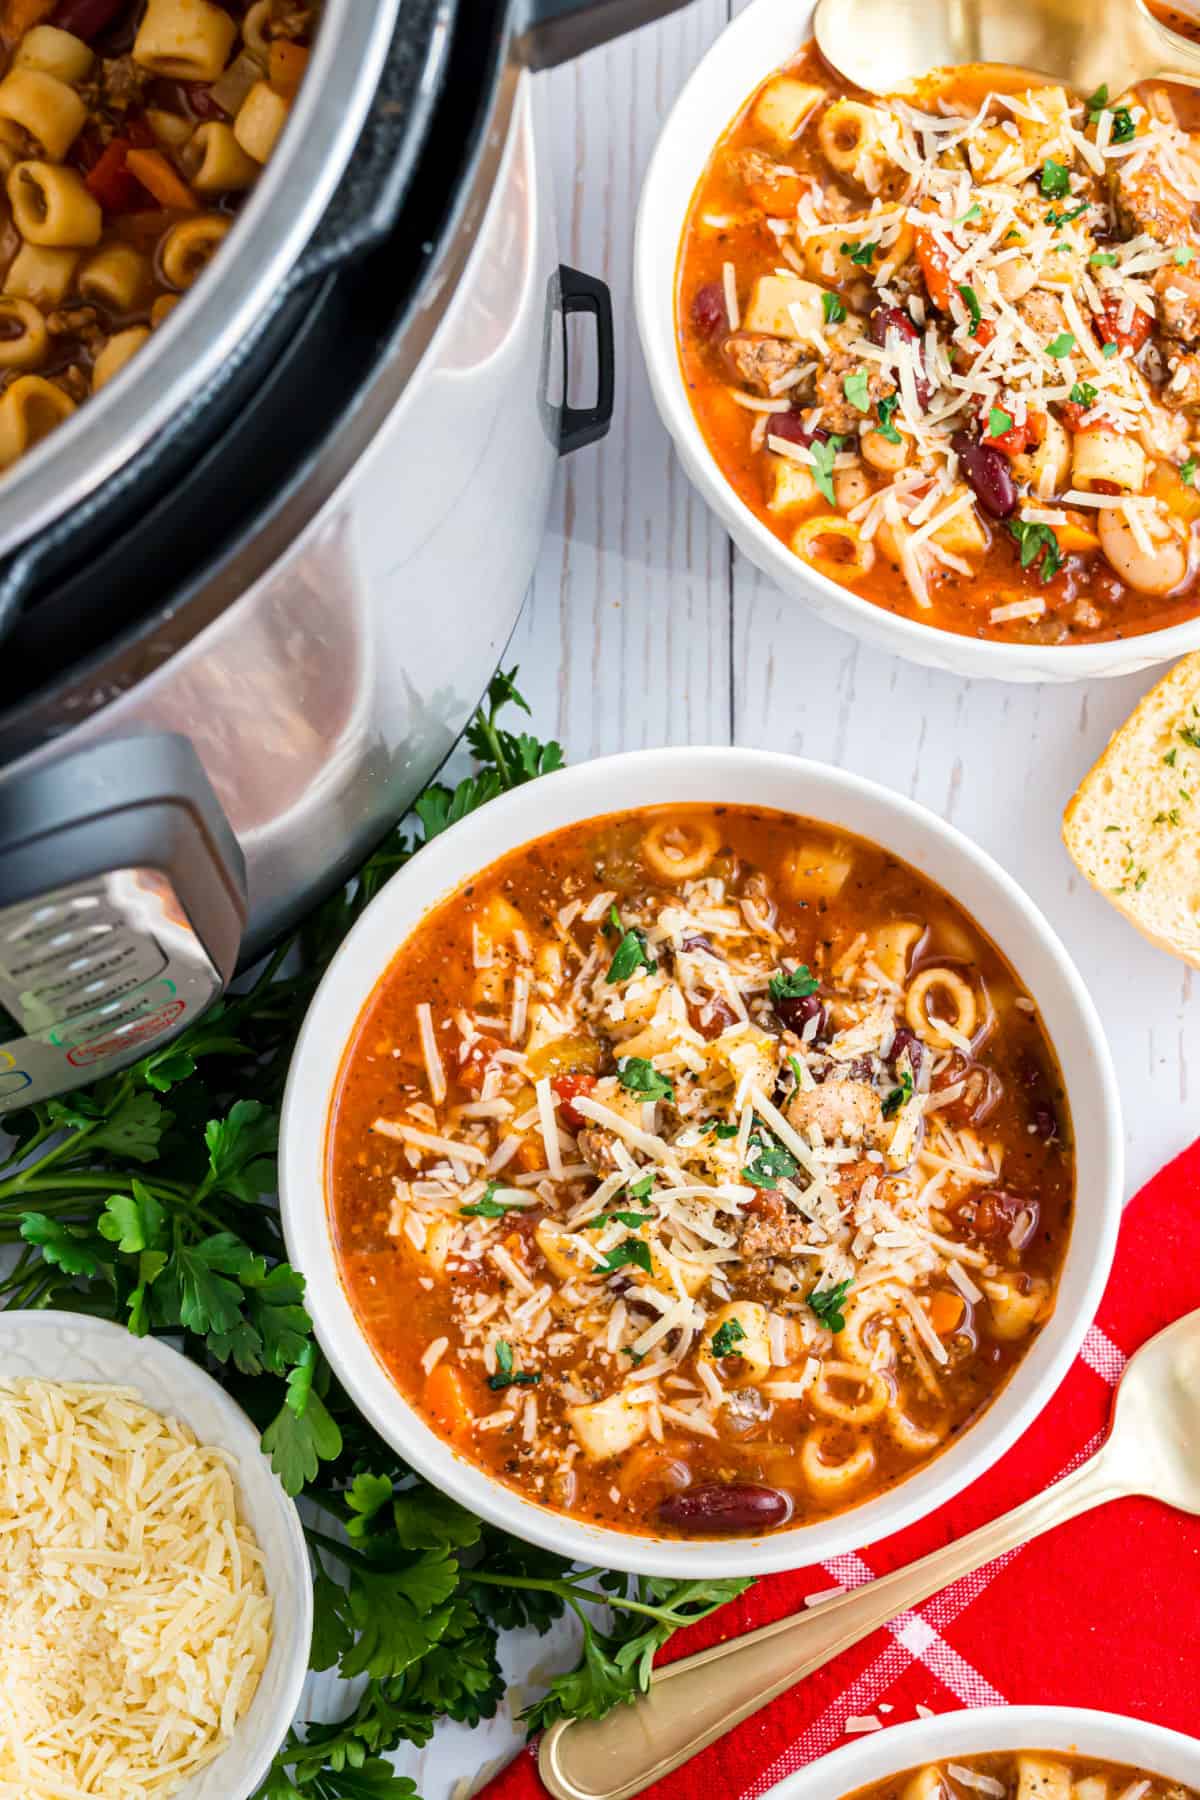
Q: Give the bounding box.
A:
[363,7,1200,1790]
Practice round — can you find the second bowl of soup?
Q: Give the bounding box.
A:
[636,0,1200,680]
[280,749,1121,1575]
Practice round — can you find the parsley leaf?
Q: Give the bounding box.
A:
[627,1173,655,1199]
[1045,331,1076,358]
[822,290,845,324]
[710,1318,747,1358]
[1039,158,1070,198]
[1182,457,1197,488]
[1110,106,1136,144]
[460,1182,524,1219]
[1045,201,1090,227]
[599,1240,654,1276]
[617,1057,674,1103]
[1176,245,1195,267]
[808,1278,854,1332]
[769,964,818,1002]
[840,239,878,266]
[742,1130,798,1189]
[842,369,871,412]
[1007,518,1063,583]
[1069,381,1098,408]
[987,406,1014,439]
[606,924,656,984]
[876,393,902,444]
[809,433,845,505]
[1102,341,1119,358]
[881,1068,914,1118]
[488,1339,541,1391]
[1089,251,1118,268]
[704,1119,739,1139]
[956,201,982,224]
[589,1208,655,1229]
[957,284,982,335]
[1085,82,1109,116]
[19,1213,107,1278]
[1180,725,1200,749]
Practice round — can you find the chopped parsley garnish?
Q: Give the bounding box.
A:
[987,406,1014,439]
[704,1119,739,1140]
[1165,747,1179,767]
[1085,82,1109,117]
[876,393,902,444]
[1176,246,1195,267]
[1153,809,1182,827]
[1007,519,1063,583]
[808,1279,853,1333]
[599,1240,654,1276]
[709,1318,747,1359]
[1182,457,1197,488]
[1045,331,1076,358]
[488,1340,541,1390]
[606,920,656,984]
[460,1182,524,1219]
[1110,107,1136,144]
[843,368,871,413]
[789,1054,804,1087]
[809,433,845,506]
[1069,381,1098,408]
[1179,725,1200,750]
[957,284,982,335]
[742,1131,798,1189]
[627,1173,655,1199]
[1045,201,1090,227]
[1134,868,1149,890]
[956,202,982,224]
[1039,158,1070,198]
[822,290,846,325]
[617,1058,674,1104]
[1102,341,1119,358]
[1089,251,1118,268]
[841,239,878,266]
[769,964,818,1002]
[880,1069,914,1118]
[588,1209,654,1229]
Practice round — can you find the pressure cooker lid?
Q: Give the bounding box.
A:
[0,0,449,565]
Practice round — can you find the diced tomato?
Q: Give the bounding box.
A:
[551,1071,597,1130]
[1093,297,1152,354]
[971,318,996,349]
[982,413,1032,457]
[458,1033,502,1094]
[84,136,152,213]
[913,226,954,312]
[1060,401,1087,432]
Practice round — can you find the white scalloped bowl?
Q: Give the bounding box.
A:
[0,1310,312,1800]
[280,747,1123,1577]
[762,1707,1200,1799]
[633,0,1200,682]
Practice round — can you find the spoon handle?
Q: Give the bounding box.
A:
[538,1448,1128,1800]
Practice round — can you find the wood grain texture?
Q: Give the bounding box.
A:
[337,5,1200,1790]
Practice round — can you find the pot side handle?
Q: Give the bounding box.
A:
[518,0,695,70]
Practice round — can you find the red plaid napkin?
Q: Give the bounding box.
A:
[480,1138,1200,1800]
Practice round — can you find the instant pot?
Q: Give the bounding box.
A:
[0,0,685,1110]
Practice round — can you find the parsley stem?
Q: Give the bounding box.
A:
[466,1568,706,1626]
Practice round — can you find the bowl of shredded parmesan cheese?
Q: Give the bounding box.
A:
[0,1310,312,1800]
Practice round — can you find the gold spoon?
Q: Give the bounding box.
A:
[538,1307,1200,1800]
[812,0,1200,98]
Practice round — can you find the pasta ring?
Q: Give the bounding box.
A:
[799,1425,875,1496]
[887,1408,945,1455]
[808,1359,891,1425]
[905,966,977,1049]
[641,816,720,883]
[791,513,875,581]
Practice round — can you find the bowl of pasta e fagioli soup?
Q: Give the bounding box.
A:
[635,0,1200,680]
[757,1707,1200,1800]
[279,749,1122,1576]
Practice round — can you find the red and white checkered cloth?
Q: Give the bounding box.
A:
[480,1137,1200,1800]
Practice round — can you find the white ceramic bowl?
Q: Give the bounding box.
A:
[762,1707,1200,1800]
[634,0,1200,683]
[280,748,1123,1576]
[0,1310,312,1800]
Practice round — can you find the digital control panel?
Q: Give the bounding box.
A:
[0,868,224,1110]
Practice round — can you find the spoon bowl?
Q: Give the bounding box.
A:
[1106,1307,1200,1515]
[812,0,1200,99]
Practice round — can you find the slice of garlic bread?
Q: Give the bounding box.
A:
[1063,652,1200,968]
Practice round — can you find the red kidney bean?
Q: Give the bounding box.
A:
[53,0,126,40]
[680,933,716,955]
[765,412,824,447]
[657,1483,793,1533]
[951,429,1016,520]
[888,1025,923,1077]
[869,305,932,409]
[776,991,828,1040]
[691,283,727,338]
[1031,1102,1058,1141]
[187,81,228,121]
[973,1189,1040,1248]
[935,1057,1002,1126]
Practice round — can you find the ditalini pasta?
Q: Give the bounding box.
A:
[677,7,1200,646]
[0,0,318,471]
[328,805,1074,1539]
[843,1753,1196,1800]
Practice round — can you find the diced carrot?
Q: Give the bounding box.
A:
[1150,460,1200,524]
[746,173,805,216]
[123,148,198,213]
[1055,518,1101,553]
[913,225,954,312]
[928,1290,965,1335]
[269,39,310,98]
[423,1363,473,1437]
